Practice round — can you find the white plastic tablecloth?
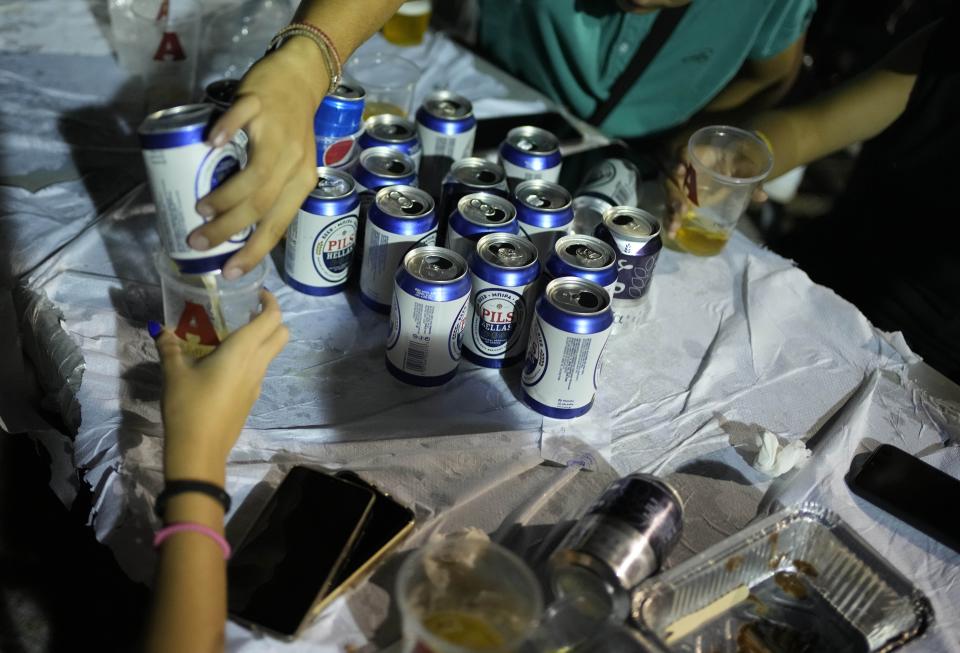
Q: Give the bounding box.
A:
[1,3,959,652]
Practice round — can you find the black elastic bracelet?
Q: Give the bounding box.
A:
[155,480,231,519]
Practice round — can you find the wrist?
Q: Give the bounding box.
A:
[164,450,227,486]
[163,492,225,528]
[278,35,331,106]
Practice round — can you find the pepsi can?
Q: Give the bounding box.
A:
[522,277,613,419]
[284,168,360,296]
[546,235,618,299]
[139,104,251,274]
[416,91,477,196]
[498,126,562,188]
[550,474,683,619]
[358,114,422,169]
[314,80,365,168]
[386,246,471,386]
[572,158,640,234]
[360,186,437,313]
[203,78,240,116]
[514,180,574,259]
[445,192,519,262]
[595,207,662,300]
[463,233,540,368]
[437,158,509,245]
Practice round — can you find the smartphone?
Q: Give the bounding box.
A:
[330,471,416,590]
[847,444,960,553]
[473,111,585,154]
[227,466,376,638]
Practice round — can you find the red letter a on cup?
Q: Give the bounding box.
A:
[153,32,187,61]
[175,302,221,346]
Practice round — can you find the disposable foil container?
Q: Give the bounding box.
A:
[631,503,933,653]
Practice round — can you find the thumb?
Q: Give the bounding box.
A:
[154,327,188,375]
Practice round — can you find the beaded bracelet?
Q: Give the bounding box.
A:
[268,22,342,90]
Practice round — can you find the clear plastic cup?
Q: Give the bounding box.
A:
[346,51,421,120]
[155,252,266,358]
[109,0,202,111]
[382,0,432,46]
[675,125,773,256]
[397,538,543,653]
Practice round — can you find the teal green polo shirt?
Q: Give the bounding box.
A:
[478,0,815,137]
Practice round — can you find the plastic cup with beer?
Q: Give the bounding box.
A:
[674,125,773,256]
[382,0,432,46]
[397,537,543,652]
[155,252,267,358]
[345,51,421,120]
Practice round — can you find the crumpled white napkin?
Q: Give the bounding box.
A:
[754,430,811,477]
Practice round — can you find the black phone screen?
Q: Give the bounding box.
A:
[331,472,415,587]
[848,444,960,553]
[474,111,584,153]
[227,467,375,636]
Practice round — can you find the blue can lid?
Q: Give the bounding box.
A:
[538,277,612,334]
[313,81,366,137]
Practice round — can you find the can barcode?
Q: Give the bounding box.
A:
[404,340,430,372]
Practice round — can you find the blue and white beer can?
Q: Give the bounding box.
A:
[314,81,366,168]
[522,277,613,419]
[514,179,574,260]
[545,235,618,299]
[437,157,510,245]
[352,146,418,214]
[498,126,562,188]
[386,246,471,386]
[139,103,251,274]
[284,168,360,296]
[445,192,519,262]
[359,185,437,313]
[416,91,477,196]
[358,114,422,169]
[462,233,540,368]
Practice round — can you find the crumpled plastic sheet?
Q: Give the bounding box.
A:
[3,7,959,651]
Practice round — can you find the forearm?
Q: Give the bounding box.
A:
[749,66,916,179]
[146,494,227,653]
[294,0,407,58]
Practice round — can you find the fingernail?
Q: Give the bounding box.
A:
[223,266,243,280]
[209,131,227,148]
[189,233,210,250]
[196,203,214,218]
[147,320,163,339]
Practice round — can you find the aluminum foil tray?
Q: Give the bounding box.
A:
[632,503,933,653]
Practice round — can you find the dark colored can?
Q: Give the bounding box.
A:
[521,277,613,419]
[437,158,510,245]
[314,80,366,168]
[549,474,683,619]
[513,180,574,259]
[445,192,519,263]
[546,235,618,298]
[358,114,422,169]
[416,91,477,197]
[462,233,540,368]
[498,126,562,188]
[203,78,240,116]
[594,207,662,300]
[386,246,471,386]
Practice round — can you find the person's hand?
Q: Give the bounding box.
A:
[661,141,768,240]
[191,38,329,280]
[155,290,289,484]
